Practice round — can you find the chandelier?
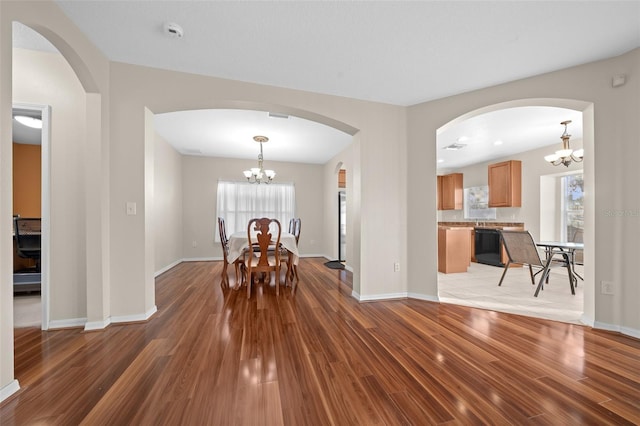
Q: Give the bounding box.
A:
[243,135,276,184]
[544,120,584,167]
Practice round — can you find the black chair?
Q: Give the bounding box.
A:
[14,217,41,272]
[497,230,574,297]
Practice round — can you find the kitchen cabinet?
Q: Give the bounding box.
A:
[438,173,463,210]
[488,160,521,207]
[438,227,472,273]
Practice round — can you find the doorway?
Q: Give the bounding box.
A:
[338,191,346,262]
[12,103,50,330]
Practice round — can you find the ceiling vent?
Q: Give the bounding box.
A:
[444,143,467,151]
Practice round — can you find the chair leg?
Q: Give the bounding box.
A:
[221,261,229,289]
[246,266,252,299]
[498,260,511,286]
[528,265,535,285]
[563,253,576,295]
[534,256,555,297]
[276,266,280,296]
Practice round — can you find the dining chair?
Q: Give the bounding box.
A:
[218,217,245,289]
[282,218,301,293]
[497,230,574,297]
[246,217,282,298]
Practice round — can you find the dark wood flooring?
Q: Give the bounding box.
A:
[1,257,639,425]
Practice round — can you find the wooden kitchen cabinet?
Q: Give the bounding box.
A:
[488,160,521,207]
[438,227,472,273]
[438,173,463,210]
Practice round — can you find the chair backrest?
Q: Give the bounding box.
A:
[248,217,281,266]
[14,217,41,256]
[217,217,229,258]
[288,218,296,234]
[293,218,301,245]
[498,230,543,267]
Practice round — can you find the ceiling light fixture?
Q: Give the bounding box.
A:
[14,115,42,129]
[544,120,583,167]
[243,136,276,184]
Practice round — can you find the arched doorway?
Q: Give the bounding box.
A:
[435,99,594,325]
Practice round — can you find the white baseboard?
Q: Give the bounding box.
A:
[155,259,183,277]
[182,257,218,262]
[48,317,87,330]
[84,317,112,331]
[357,292,408,301]
[407,292,440,303]
[593,320,640,340]
[111,305,157,324]
[0,379,20,404]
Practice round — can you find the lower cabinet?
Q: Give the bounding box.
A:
[438,227,472,273]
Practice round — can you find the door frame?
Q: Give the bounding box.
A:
[12,102,50,330]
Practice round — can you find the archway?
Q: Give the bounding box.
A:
[435,98,594,325]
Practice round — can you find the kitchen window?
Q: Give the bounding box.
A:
[561,173,584,243]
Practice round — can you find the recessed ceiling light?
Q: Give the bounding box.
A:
[494,140,503,145]
[437,159,445,163]
[457,136,469,142]
[14,115,42,129]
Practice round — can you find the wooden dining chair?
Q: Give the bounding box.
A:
[498,230,573,297]
[218,217,245,289]
[246,217,282,298]
[280,218,301,291]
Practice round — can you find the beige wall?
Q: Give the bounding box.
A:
[13,48,87,323]
[180,155,326,263]
[153,133,183,273]
[1,0,638,404]
[408,49,639,335]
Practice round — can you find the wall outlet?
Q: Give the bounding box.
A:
[394,262,400,272]
[192,240,197,248]
[601,281,614,295]
[126,201,136,215]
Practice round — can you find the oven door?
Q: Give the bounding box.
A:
[474,229,504,267]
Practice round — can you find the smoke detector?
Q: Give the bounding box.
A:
[164,22,184,38]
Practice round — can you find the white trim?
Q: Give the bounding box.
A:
[0,379,20,404]
[357,292,408,302]
[155,259,182,277]
[407,292,440,303]
[48,317,87,330]
[182,257,217,262]
[593,321,640,340]
[111,305,157,324]
[84,318,112,331]
[580,312,595,327]
[13,102,51,331]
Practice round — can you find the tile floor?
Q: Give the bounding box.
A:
[438,261,584,324]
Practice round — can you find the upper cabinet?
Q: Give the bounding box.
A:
[438,173,463,210]
[488,160,521,207]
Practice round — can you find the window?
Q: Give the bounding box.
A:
[561,173,584,242]
[216,181,296,240]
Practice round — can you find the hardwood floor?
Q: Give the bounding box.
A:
[2,257,639,425]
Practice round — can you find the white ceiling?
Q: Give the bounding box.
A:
[11,1,640,167]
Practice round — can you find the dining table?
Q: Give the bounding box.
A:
[227,231,299,288]
[536,241,584,284]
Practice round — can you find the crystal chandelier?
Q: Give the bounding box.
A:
[544,120,584,167]
[243,136,276,184]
